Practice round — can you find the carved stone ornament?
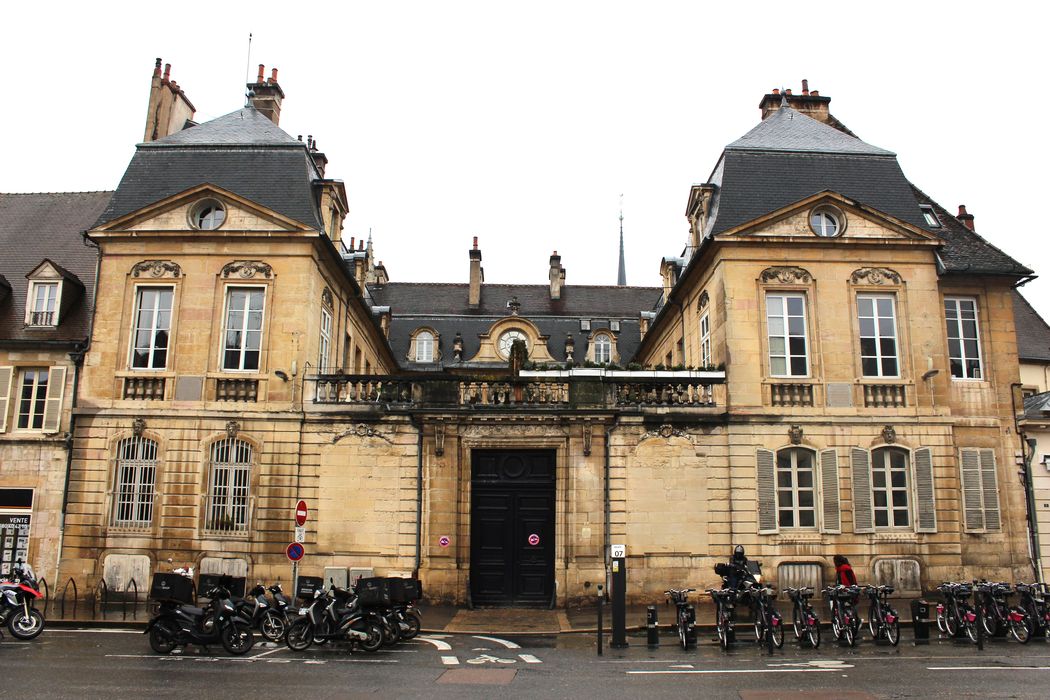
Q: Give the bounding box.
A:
[640,423,688,442]
[434,423,446,457]
[698,290,709,310]
[221,260,273,279]
[132,418,146,437]
[321,287,333,308]
[332,423,390,444]
[851,267,901,285]
[788,424,803,445]
[225,420,240,439]
[760,266,812,285]
[131,260,182,278]
[583,420,592,457]
[460,423,569,438]
[453,332,464,362]
[565,333,575,363]
[507,296,521,316]
[881,425,897,444]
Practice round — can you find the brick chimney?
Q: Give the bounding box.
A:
[248,64,285,125]
[549,251,565,300]
[468,237,484,308]
[143,58,196,142]
[957,205,976,231]
[760,79,831,123]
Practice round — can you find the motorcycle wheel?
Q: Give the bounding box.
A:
[261,611,287,642]
[381,617,400,646]
[357,622,384,653]
[148,621,178,654]
[401,611,421,640]
[221,622,255,655]
[285,618,314,651]
[8,608,45,640]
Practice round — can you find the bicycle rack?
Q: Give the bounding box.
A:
[38,576,51,618]
[93,578,109,620]
[59,577,78,620]
[124,578,139,621]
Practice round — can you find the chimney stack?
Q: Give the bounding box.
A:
[760,79,831,123]
[143,57,196,142]
[248,63,285,125]
[468,237,484,308]
[549,251,565,300]
[957,205,976,231]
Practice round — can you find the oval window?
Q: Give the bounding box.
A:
[809,207,843,237]
[191,199,226,230]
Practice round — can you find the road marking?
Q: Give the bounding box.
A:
[442,656,460,665]
[518,654,542,664]
[472,635,521,649]
[55,629,142,634]
[928,666,1050,671]
[249,646,286,659]
[467,654,516,665]
[669,664,694,669]
[417,635,452,651]
[769,660,854,669]
[628,668,839,676]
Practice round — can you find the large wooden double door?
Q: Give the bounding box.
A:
[469,450,555,606]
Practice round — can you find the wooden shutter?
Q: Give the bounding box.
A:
[756,448,778,534]
[979,448,1000,531]
[42,365,67,433]
[851,447,874,533]
[0,366,13,433]
[819,448,841,533]
[960,448,984,531]
[913,447,937,533]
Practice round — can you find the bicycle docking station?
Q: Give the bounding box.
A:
[646,605,659,648]
[911,599,931,645]
[596,584,604,656]
[611,544,628,649]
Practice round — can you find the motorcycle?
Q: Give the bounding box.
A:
[234,583,289,643]
[261,583,294,641]
[285,585,384,652]
[0,561,45,640]
[145,584,255,655]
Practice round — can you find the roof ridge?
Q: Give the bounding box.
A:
[374,281,662,290]
[0,190,115,195]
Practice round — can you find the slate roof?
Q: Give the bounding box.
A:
[0,191,112,344]
[727,106,893,156]
[96,107,324,230]
[1013,290,1050,362]
[1023,391,1050,418]
[369,283,663,369]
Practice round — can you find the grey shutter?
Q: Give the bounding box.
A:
[756,448,778,534]
[851,447,874,533]
[42,365,67,433]
[960,448,984,531]
[913,447,936,533]
[0,366,12,433]
[819,448,841,533]
[979,449,1000,531]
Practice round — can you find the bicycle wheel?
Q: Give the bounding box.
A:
[752,607,765,643]
[944,607,960,638]
[964,617,979,645]
[679,609,688,651]
[868,603,881,640]
[1009,612,1032,644]
[885,616,900,646]
[770,613,785,649]
[717,611,729,650]
[979,604,998,638]
[831,607,843,640]
[843,619,856,647]
[791,604,803,641]
[806,613,821,649]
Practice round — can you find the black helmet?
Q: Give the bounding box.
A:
[732,545,745,563]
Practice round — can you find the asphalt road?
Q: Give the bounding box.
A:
[4,626,1050,699]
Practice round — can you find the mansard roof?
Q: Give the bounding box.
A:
[0,191,112,344]
[726,105,894,156]
[1014,290,1050,362]
[95,106,324,230]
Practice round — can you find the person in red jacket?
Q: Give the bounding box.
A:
[834,555,858,586]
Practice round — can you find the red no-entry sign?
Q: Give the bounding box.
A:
[295,500,308,527]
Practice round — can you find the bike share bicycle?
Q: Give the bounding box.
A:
[664,588,697,650]
[863,584,900,646]
[935,581,979,644]
[785,586,821,648]
[973,580,1030,643]
[823,584,862,647]
[1015,582,1050,641]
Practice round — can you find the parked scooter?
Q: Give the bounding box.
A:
[0,560,45,640]
[285,585,384,652]
[261,583,294,641]
[145,584,255,655]
[233,583,289,642]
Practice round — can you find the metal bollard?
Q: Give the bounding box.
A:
[976,602,984,651]
[597,584,604,656]
[647,605,659,648]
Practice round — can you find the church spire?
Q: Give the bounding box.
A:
[617,195,627,286]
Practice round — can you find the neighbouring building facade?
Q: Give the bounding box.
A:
[1,63,1043,604]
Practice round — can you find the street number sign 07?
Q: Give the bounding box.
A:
[610,544,626,558]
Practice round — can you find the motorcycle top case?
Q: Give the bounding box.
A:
[386,577,423,604]
[355,577,392,606]
[296,575,324,601]
[150,573,195,604]
[198,574,246,599]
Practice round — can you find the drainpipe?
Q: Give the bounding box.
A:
[410,415,424,578]
[1012,382,1042,581]
[603,415,621,596]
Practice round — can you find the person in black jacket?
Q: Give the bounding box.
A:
[715,545,758,591]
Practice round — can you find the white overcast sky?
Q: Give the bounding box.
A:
[3,1,1049,322]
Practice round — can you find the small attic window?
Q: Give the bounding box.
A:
[920,205,941,228]
[580,320,591,332]
[809,206,844,237]
[190,199,226,230]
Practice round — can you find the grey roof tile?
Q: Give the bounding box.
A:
[148,107,300,146]
[726,106,894,156]
[1013,290,1050,362]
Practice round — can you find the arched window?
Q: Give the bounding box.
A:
[206,438,253,534]
[776,447,816,529]
[593,333,612,364]
[871,447,909,528]
[415,330,434,362]
[112,437,158,528]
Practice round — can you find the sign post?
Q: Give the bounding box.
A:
[291,500,308,599]
[610,544,628,648]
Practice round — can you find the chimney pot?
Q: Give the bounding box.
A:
[772,88,780,95]
[802,78,809,95]
[163,63,171,81]
[811,90,819,96]
[473,236,478,250]
[349,237,355,250]
[958,204,968,216]
[957,204,976,231]
[359,240,364,251]
[257,64,265,82]
[785,88,792,95]
[270,68,278,83]
[153,58,162,77]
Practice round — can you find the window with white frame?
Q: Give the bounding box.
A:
[130,287,173,370]
[872,447,910,528]
[777,448,817,528]
[699,312,712,368]
[414,330,434,362]
[16,369,48,430]
[222,287,264,371]
[206,437,252,533]
[858,294,899,377]
[593,333,612,364]
[766,293,808,377]
[318,307,332,372]
[27,282,59,326]
[112,437,158,527]
[944,297,983,380]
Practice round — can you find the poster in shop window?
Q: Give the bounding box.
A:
[0,513,31,576]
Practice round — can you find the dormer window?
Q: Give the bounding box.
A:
[190,199,226,230]
[27,282,59,326]
[809,206,844,237]
[593,333,612,364]
[408,328,440,363]
[920,205,941,228]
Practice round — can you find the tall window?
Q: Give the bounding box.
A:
[872,447,910,528]
[319,307,332,372]
[131,287,173,369]
[16,369,48,430]
[777,448,816,528]
[222,288,264,371]
[944,298,982,379]
[699,313,711,367]
[206,438,252,533]
[593,333,612,364]
[28,282,58,326]
[766,294,808,376]
[113,437,158,527]
[858,294,899,377]
[415,331,434,362]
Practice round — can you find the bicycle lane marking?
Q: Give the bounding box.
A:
[627,668,840,676]
[472,635,521,649]
[927,666,1050,671]
[416,635,452,651]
